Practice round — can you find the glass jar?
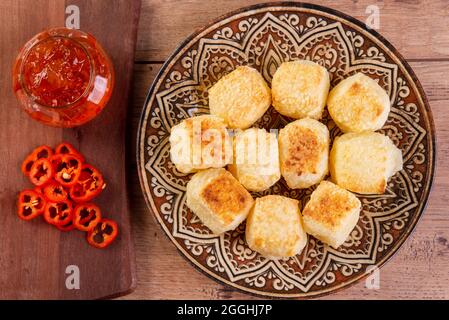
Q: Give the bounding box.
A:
[12,28,114,128]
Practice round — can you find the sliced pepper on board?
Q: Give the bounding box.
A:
[86,219,118,249]
[55,142,85,163]
[34,186,43,194]
[17,189,46,221]
[43,200,73,226]
[69,164,105,202]
[56,220,76,232]
[43,180,68,202]
[29,158,54,187]
[73,203,101,232]
[50,154,83,187]
[18,142,117,248]
[21,145,53,177]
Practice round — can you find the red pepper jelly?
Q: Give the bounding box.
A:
[13,28,114,127]
[22,37,91,107]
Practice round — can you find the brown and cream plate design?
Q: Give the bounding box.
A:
[137,2,435,298]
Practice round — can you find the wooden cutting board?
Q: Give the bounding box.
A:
[0,0,140,299]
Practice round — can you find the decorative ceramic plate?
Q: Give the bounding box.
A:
[137,2,435,298]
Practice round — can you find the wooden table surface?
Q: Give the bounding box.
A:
[124,0,449,299]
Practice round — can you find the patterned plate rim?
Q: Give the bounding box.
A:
[136,1,436,298]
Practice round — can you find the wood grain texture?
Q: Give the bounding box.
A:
[0,0,140,299]
[135,0,449,62]
[124,58,449,299]
[0,0,66,299]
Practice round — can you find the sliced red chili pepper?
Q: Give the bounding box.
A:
[29,158,54,186]
[69,164,105,203]
[55,142,85,163]
[21,145,53,177]
[43,180,68,202]
[17,189,46,221]
[87,219,118,249]
[43,200,73,226]
[73,203,101,232]
[56,220,76,232]
[50,154,82,187]
[34,186,43,194]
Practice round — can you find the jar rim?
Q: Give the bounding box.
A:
[18,30,95,109]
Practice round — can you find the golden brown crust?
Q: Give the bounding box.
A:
[208,66,271,129]
[377,179,387,193]
[272,63,322,100]
[337,82,384,122]
[283,127,322,175]
[278,118,329,189]
[302,181,360,230]
[186,168,253,235]
[271,60,330,120]
[329,132,402,194]
[200,171,253,224]
[348,83,383,117]
[327,73,390,133]
[245,195,307,258]
[302,181,361,248]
